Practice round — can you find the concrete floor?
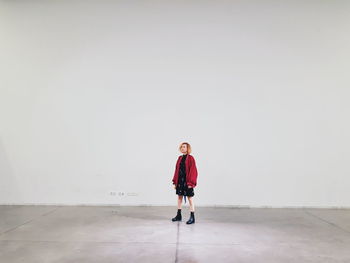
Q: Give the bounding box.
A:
[0,206,350,262]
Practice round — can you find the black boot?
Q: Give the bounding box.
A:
[172,209,182,221]
[186,211,195,224]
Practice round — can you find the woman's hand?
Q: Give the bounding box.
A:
[188,185,192,188]
[173,184,176,189]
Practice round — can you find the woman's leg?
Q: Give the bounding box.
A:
[187,196,195,212]
[172,196,184,221]
[177,195,183,209]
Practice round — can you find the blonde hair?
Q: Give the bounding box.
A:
[179,142,192,154]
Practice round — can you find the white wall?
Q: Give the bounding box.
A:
[1,0,349,207]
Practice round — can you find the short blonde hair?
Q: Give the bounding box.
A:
[179,142,192,154]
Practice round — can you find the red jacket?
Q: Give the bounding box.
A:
[172,154,198,188]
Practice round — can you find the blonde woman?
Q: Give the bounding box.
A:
[171,142,198,224]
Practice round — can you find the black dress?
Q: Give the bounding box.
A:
[176,154,194,203]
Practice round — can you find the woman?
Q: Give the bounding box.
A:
[171,142,198,224]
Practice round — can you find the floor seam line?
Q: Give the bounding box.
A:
[175,221,180,263]
[303,209,350,235]
[0,207,61,236]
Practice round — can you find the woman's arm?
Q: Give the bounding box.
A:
[187,156,198,188]
[172,156,181,185]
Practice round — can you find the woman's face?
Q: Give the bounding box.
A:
[180,144,188,154]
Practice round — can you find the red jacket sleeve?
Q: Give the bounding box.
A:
[188,155,198,188]
[172,156,180,185]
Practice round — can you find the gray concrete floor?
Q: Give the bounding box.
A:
[0,206,350,262]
